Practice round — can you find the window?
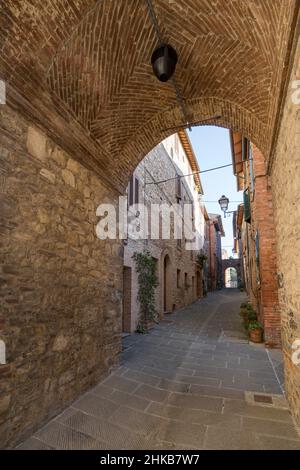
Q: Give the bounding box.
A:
[175,175,182,201]
[177,269,181,288]
[184,273,188,288]
[249,147,254,192]
[128,176,139,206]
[175,134,179,155]
[243,188,251,223]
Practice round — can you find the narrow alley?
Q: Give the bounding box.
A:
[18,291,300,451]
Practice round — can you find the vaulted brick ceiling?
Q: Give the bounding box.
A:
[0,1,298,190]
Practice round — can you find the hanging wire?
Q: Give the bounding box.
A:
[145,159,253,186]
[145,0,163,43]
[203,201,243,203]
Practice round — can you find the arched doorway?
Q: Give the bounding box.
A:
[222,259,243,289]
[163,254,172,313]
[225,267,238,288]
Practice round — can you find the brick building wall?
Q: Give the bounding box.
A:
[0,106,123,448]
[232,138,281,347]
[251,145,281,348]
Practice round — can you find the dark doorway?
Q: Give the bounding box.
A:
[123,267,132,332]
[163,254,172,313]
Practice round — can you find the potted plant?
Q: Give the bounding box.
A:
[248,321,264,343]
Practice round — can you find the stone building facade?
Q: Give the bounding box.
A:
[123,132,206,332]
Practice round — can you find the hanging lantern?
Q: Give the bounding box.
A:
[151,44,178,82]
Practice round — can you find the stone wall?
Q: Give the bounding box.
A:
[271,35,300,428]
[0,106,123,448]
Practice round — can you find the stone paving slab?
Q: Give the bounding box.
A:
[33,421,101,450]
[254,434,300,450]
[109,406,166,438]
[242,416,300,439]
[71,395,118,420]
[17,437,53,450]
[204,427,262,450]
[17,290,300,450]
[156,420,207,449]
[123,369,161,386]
[134,384,170,402]
[147,402,242,429]
[223,399,294,422]
[167,392,224,412]
[109,390,150,411]
[59,409,147,449]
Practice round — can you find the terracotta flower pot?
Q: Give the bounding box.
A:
[249,328,263,343]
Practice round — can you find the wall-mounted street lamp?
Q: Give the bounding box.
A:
[218,195,236,219]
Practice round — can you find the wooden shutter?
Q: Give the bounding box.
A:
[243,188,251,223]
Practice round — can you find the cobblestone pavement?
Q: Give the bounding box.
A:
[18,290,300,450]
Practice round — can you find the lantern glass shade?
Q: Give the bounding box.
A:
[218,195,229,212]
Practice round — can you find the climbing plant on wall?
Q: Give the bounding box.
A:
[196,251,207,270]
[132,250,159,331]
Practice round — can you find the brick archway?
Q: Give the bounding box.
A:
[1,1,298,191]
[222,259,243,289]
[1,0,300,447]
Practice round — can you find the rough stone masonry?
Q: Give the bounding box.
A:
[0,106,123,448]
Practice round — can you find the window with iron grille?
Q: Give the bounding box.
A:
[175,175,182,201]
[128,176,139,206]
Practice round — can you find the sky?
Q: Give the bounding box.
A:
[188,126,242,257]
